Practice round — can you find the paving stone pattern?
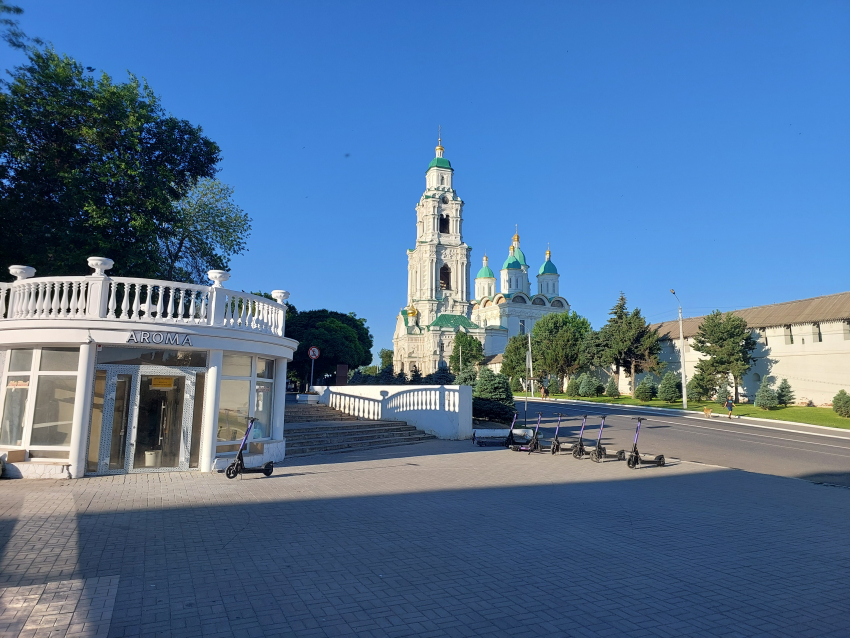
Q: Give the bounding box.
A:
[0,441,849,637]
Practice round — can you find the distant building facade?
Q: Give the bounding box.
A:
[642,292,850,406]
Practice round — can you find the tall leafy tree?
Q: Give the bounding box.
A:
[1,1,42,50]
[449,331,484,373]
[160,178,251,283]
[530,311,592,387]
[690,311,757,402]
[378,348,394,370]
[0,48,221,279]
[285,309,373,385]
[499,335,528,380]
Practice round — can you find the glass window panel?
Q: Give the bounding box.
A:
[30,375,77,446]
[257,358,274,379]
[222,353,252,377]
[97,347,207,367]
[29,450,70,459]
[253,381,273,439]
[40,347,79,371]
[135,375,184,469]
[87,370,106,473]
[109,375,131,470]
[190,374,205,468]
[9,349,33,372]
[217,379,250,441]
[0,376,29,446]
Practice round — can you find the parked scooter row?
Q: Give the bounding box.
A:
[500,412,665,468]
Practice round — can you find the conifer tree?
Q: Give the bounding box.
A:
[658,372,682,402]
[605,376,620,398]
[473,369,514,407]
[409,366,423,385]
[579,374,596,398]
[691,310,757,403]
[754,379,778,410]
[833,390,850,418]
[776,379,794,406]
[455,365,478,387]
[565,376,581,396]
[716,380,730,404]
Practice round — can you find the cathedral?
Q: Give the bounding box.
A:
[392,139,570,375]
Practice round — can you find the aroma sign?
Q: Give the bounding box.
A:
[126,331,194,346]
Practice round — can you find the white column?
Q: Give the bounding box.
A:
[272,357,288,440]
[200,349,223,472]
[69,342,96,478]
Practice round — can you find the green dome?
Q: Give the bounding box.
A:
[513,247,528,267]
[539,260,558,275]
[427,157,452,171]
[502,256,522,270]
[476,265,495,279]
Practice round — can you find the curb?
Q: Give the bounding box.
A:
[542,398,850,440]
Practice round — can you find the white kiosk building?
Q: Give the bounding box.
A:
[0,257,297,479]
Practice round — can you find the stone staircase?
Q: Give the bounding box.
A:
[284,402,437,457]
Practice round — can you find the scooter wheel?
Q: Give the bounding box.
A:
[655,455,665,467]
[551,444,558,455]
[263,463,274,477]
[225,465,238,479]
[627,454,637,469]
[572,448,581,459]
[617,450,625,461]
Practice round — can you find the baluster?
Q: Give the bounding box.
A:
[164,286,174,321]
[69,282,79,317]
[187,290,197,323]
[239,296,248,329]
[154,286,164,321]
[222,295,232,327]
[140,284,150,321]
[107,282,117,319]
[130,283,140,320]
[198,292,208,323]
[78,282,88,316]
[26,283,36,317]
[177,288,187,322]
[46,282,59,318]
[0,287,6,319]
[120,282,130,319]
[34,282,45,318]
[53,282,65,318]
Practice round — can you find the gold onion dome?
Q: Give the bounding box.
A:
[512,224,520,243]
[407,304,418,316]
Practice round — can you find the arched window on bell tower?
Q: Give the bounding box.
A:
[439,214,449,234]
[440,174,445,185]
[440,264,451,290]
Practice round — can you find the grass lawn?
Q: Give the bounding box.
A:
[546,394,850,430]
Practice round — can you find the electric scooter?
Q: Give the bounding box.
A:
[588,415,611,463]
[225,417,274,479]
[571,415,590,458]
[549,413,564,455]
[620,417,665,469]
[510,413,541,453]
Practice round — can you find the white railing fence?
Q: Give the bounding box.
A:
[0,259,289,337]
[313,385,473,440]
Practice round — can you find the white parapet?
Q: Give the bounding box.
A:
[313,385,473,440]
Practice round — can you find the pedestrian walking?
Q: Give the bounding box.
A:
[724,396,734,419]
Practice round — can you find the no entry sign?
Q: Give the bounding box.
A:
[308,346,320,360]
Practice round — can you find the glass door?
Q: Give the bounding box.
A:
[88,365,202,474]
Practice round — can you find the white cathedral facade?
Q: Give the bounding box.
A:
[392,140,570,374]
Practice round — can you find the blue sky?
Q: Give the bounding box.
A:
[5,1,849,361]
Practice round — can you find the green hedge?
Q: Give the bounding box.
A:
[472,398,517,424]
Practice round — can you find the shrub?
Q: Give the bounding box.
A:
[658,372,682,402]
[605,376,620,398]
[510,375,523,392]
[578,374,597,398]
[565,376,580,396]
[395,371,408,385]
[754,380,778,410]
[423,368,456,385]
[594,380,605,397]
[833,390,850,418]
[409,367,423,385]
[473,368,514,407]
[455,365,478,387]
[472,398,517,424]
[687,371,717,402]
[776,379,795,406]
[634,376,657,402]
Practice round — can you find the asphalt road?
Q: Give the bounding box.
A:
[508,399,850,486]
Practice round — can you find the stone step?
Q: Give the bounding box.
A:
[286,435,437,458]
[282,416,436,457]
[286,430,429,447]
[284,403,361,423]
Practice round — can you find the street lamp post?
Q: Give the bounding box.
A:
[671,290,687,409]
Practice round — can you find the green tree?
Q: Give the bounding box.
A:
[0,48,221,279]
[378,348,394,370]
[634,376,657,402]
[716,380,730,404]
[598,294,663,397]
[687,371,718,402]
[605,376,620,398]
[378,365,396,384]
[285,309,373,385]
[565,376,581,396]
[754,379,778,410]
[455,365,478,387]
[160,178,251,283]
[473,368,514,407]
[449,331,484,374]
[776,379,795,406]
[500,335,528,380]
[530,311,593,382]
[423,367,455,385]
[408,366,423,385]
[691,311,757,403]
[658,372,682,402]
[578,374,597,398]
[833,390,850,418]
[1,1,42,50]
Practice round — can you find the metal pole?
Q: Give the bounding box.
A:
[671,290,688,409]
[310,358,315,391]
[460,344,462,372]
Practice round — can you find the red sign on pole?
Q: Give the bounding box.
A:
[308,346,320,360]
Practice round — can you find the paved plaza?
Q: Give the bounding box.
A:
[1,442,849,638]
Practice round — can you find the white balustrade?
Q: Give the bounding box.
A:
[1,262,288,339]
